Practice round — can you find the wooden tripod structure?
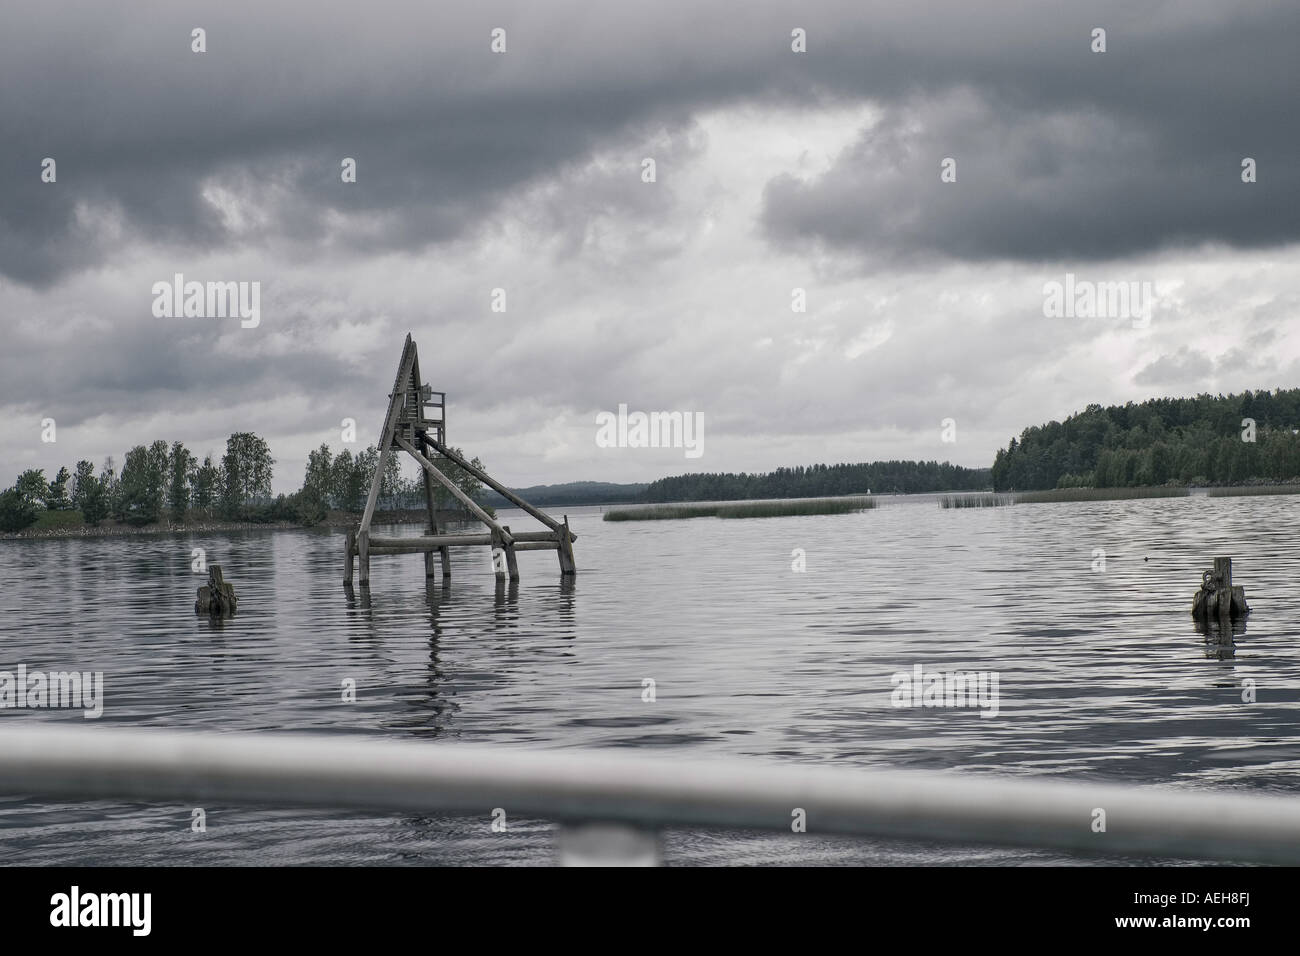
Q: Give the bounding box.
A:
[343,334,576,587]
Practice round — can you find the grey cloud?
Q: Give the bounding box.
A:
[1134,347,1215,386]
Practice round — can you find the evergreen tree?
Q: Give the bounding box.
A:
[99,457,120,518]
[70,460,96,511]
[167,442,195,520]
[46,466,72,510]
[192,454,220,515]
[119,445,165,524]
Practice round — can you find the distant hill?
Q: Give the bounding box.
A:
[482,481,649,508]
[992,389,1300,491]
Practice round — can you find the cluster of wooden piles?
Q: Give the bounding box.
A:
[344,334,577,588]
[1191,556,1249,630]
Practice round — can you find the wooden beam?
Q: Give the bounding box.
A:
[367,530,563,549]
[369,534,494,550]
[393,434,513,545]
[368,537,562,554]
[429,438,570,536]
[359,336,417,535]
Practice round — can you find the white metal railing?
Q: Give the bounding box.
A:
[1,725,1298,865]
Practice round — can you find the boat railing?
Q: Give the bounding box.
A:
[1,725,1297,865]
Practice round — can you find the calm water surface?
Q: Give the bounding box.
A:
[2,495,1299,865]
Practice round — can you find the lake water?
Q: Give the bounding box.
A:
[2,494,1299,866]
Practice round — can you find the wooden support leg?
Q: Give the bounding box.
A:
[502,525,520,582]
[422,528,448,579]
[419,434,449,578]
[344,530,356,586]
[491,531,508,583]
[358,530,371,587]
[557,515,577,576]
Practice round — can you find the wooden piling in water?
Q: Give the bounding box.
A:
[344,530,355,586]
[195,564,238,616]
[557,516,577,576]
[1191,556,1250,626]
[418,429,451,579]
[501,525,520,581]
[358,530,371,587]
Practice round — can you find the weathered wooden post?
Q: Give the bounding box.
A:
[557,515,577,576]
[501,525,520,581]
[344,530,356,586]
[195,565,238,616]
[419,430,450,579]
[489,530,507,583]
[422,532,439,579]
[1215,557,1232,631]
[1191,556,1249,628]
[357,530,371,587]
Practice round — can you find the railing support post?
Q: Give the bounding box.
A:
[556,823,660,867]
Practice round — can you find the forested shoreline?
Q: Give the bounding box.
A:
[7,387,1300,535]
[0,433,487,534]
[991,389,1300,491]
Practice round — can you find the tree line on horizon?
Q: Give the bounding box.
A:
[991,389,1300,491]
[0,433,487,532]
[10,387,1298,531]
[641,460,992,502]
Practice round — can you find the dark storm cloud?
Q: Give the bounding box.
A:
[4,1,1298,288]
[0,0,720,286]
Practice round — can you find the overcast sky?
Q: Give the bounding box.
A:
[3,0,1298,492]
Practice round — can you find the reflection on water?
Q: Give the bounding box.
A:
[2,495,1300,865]
[1196,616,1247,662]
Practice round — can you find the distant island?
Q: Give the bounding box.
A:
[481,481,649,509]
[639,461,990,501]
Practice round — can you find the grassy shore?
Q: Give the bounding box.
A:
[603,496,878,521]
